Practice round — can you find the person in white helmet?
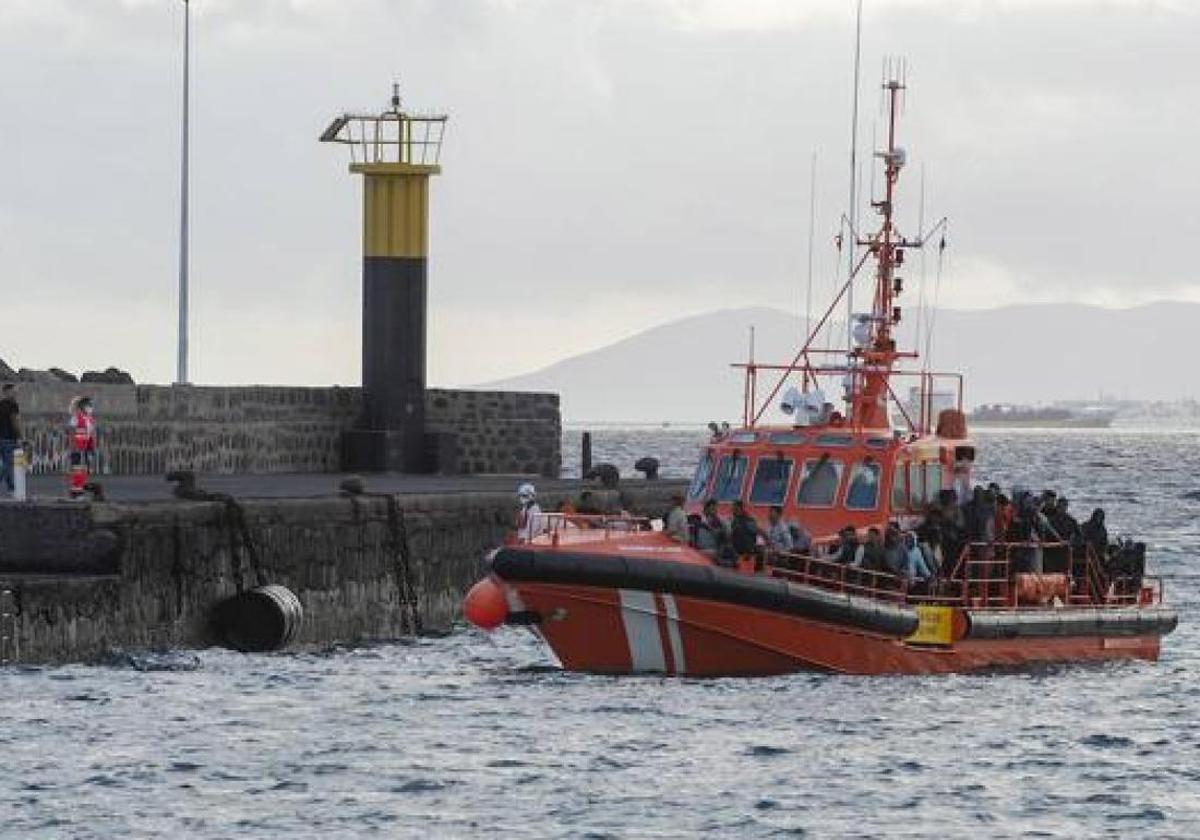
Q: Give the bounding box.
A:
[516,482,544,542]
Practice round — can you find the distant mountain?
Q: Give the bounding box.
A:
[481,302,1196,422]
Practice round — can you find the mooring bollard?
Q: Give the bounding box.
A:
[11,446,27,502]
[581,431,593,478]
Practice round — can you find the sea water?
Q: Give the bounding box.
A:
[1,429,1197,838]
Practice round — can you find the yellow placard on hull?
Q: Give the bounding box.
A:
[907,605,954,646]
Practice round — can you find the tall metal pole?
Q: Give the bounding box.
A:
[176,0,190,385]
[845,0,863,354]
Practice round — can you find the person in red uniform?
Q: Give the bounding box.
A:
[67,395,97,499]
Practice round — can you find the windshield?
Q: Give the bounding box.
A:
[713,454,750,502]
[845,460,881,510]
[749,458,792,506]
[687,451,715,500]
[796,457,843,507]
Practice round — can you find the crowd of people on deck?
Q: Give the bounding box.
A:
[513,479,1133,594]
[667,483,1118,590]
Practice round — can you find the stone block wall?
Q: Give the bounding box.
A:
[0,481,686,663]
[7,383,559,477]
[427,389,560,477]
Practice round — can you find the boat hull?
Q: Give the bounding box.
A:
[503,581,1167,677]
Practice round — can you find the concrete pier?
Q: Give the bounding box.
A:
[0,476,686,664]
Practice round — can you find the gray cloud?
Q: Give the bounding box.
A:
[1,0,1195,385]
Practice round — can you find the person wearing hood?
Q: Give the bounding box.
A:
[515,483,544,542]
[663,493,688,542]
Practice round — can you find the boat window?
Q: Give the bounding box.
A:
[866,437,891,449]
[749,458,793,506]
[909,462,924,508]
[767,432,807,445]
[728,432,758,444]
[687,451,715,500]
[924,463,944,503]
[796,457,844,507]
[891,463,907,508]
[845,460,882,510]
[815,434,852,447]
[713,454,750,502]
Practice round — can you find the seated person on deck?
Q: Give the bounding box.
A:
[764,505,794,553]
[729,500,761,558]
[693,499,728,555]
[832,526,860,565]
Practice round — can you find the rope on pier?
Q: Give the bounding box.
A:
[167,471,266,593]
[339,478,422,636]
[385,496,423,636]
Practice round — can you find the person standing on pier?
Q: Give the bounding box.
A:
[66,395,97,499]
[0,384,20,496]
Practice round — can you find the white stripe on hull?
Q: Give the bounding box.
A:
[618,589,666,673]
[661,594,687,676]
[507,585,562,669]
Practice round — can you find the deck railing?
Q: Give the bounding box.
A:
[770,554,909,603]
[510,513,654,547]
[508,518,1159,611]
[767,538,1160,611]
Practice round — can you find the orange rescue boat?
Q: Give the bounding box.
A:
[464,72,1177,676]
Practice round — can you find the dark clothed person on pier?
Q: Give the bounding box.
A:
[0,384,21,495]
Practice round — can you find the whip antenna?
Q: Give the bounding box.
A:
[845,0,863,356]
[806,151,818,343]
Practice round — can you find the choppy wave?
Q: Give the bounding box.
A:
[0,430,1196,838]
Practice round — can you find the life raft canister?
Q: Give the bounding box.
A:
[936,408,968,438]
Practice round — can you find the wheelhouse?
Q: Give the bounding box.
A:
[684,427,975,538]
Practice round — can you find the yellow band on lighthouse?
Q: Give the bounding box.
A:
[353,162,441,259]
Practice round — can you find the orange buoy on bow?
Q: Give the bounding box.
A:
[464,577,508,630]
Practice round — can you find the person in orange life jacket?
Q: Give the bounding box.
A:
[67,396,97,498]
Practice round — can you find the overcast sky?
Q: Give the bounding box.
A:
[1,0,1196,386]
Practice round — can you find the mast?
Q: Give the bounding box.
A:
[743,60,950,433]
[848,61,909,429]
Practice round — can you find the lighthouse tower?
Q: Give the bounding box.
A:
[320,85,448,472]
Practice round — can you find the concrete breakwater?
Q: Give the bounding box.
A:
[0,480,686,664]
[11,382,561,477]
